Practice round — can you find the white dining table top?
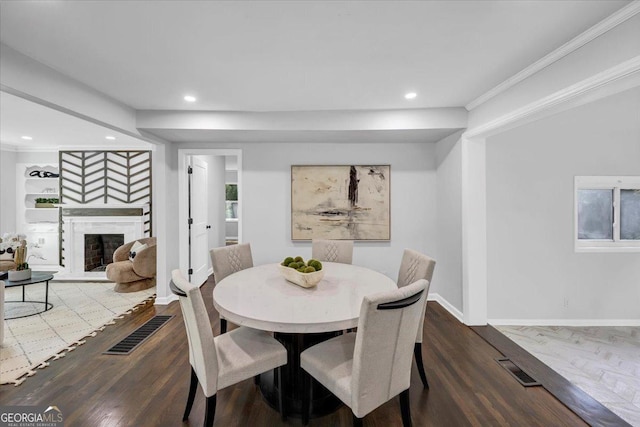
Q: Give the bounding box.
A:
[213,262,397,333]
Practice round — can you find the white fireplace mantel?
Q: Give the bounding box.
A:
[60,204,149,209]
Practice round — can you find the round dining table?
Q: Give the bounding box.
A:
[213,262,397,418]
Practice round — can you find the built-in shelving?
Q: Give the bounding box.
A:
[16,164,61,267]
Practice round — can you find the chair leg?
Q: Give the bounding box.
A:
[352,413,363,427]
[183,367,198,421]
[277,366,285,421]
[301,370,310,425]
[414,343,429,389]
[220,318,227,334]
[400,389,411,427]
[204,395,217,427]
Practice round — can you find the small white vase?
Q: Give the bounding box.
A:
[8,268,31,281]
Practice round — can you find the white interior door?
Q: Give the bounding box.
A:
[189,156,209,285]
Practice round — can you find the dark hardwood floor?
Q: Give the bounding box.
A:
[1,277,588,426]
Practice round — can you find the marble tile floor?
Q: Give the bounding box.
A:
[496,325,640,427]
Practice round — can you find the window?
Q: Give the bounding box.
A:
[225,184,238,219]
[575,176,640,252]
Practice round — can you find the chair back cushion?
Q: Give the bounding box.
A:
[172,269,219,397]
[113,237,156,263]
[311,239,353,264]
[210,243,253,284]
[351,279,427,418]
[397,249,436,343]
[128,240,148,261]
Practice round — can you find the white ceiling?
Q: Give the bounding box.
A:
[0,0,628,111]
[0,0,629,113]
[0,92,151,149]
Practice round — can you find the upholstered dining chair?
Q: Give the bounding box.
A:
[311,239,354,264]
[397,249,436,389]
[300,279,428,427]
[0,281,4,344]
[170,269,288,427]
[210,243,253,333]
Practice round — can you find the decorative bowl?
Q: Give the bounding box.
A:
[278,264,324,288]
[8,268,31,281]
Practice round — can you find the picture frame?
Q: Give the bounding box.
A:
[291,165,390,241]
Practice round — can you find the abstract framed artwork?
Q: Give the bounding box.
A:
[291,165,390,240]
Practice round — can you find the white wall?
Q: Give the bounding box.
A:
[166,141,437,281]
[225,169,238,184]
[435,131,464,312]
[486,87,640,322]
[155,142,180,303]
[16,151,57,164]
[0,149,17,233]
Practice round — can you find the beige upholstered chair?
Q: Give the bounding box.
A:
[397,249,436,388]
[170,270,287,426]
[210,243,253,334]
[105,237,156,293]
[301,279,428,426]
[0,259,16,271]
[311,239,354,264]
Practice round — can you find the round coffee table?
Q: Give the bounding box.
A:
[3,272,55,319]
[213,262,397,418]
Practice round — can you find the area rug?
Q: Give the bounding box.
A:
[1,281,155,385]
[497,325,640,427]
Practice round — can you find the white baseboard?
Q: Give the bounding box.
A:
[489,318,640,327]
[428,293,464,323]
[155,294,178,305]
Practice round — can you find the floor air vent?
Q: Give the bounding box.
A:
[104,315,173,355]
[496,358,541,387]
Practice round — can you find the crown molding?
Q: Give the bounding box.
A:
[0,143,19,152]
[466,1,640,111]
[3,146,57,153]
[0,144,153,153]
[464,55,640,139]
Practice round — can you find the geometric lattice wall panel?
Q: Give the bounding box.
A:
[59,150,152,236]
[60,151,151,204]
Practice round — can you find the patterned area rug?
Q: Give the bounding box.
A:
[497,325,640,427]
[1,281,155,385]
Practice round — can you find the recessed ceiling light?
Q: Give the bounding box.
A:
[105,136,116,140]
[184,95,197,102]
[21,136,33,140]
[405,92,417,100]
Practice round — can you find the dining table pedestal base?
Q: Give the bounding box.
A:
[259,331,342,419]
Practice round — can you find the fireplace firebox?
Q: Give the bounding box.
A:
[84,234,124,272]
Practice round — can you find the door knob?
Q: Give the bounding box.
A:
[206,225,212,229]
